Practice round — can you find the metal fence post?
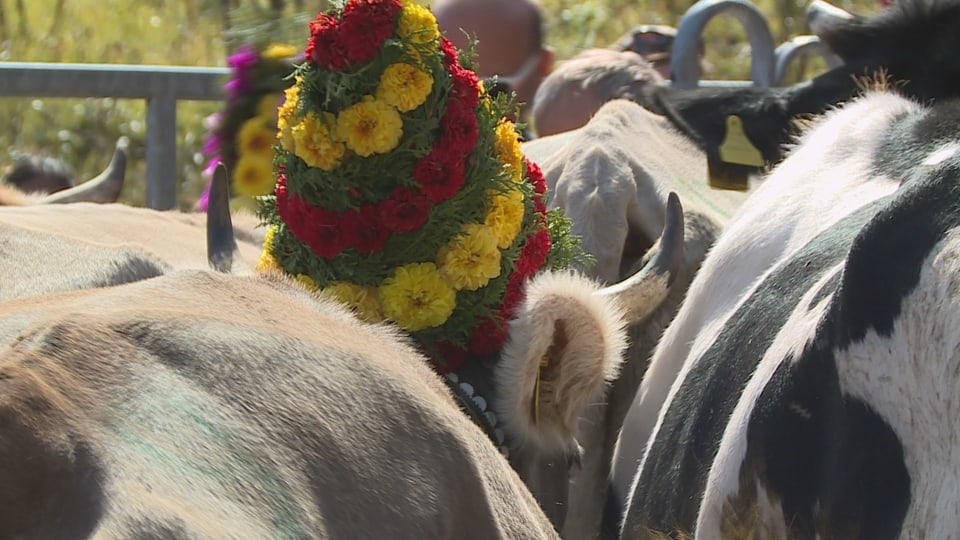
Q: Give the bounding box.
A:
[146,97,178,210]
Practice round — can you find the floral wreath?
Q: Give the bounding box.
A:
[198,42,300,211]
[256,0,586,373]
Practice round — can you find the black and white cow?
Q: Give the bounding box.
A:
[612,90,960,538]
[520,3,960,536]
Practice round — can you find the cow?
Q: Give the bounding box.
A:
[523,99,746,539]
[0,164,265,302]
[522,2,960,535]
[0,137,128,206]
[0,193,685,537]
[612,89,960,538]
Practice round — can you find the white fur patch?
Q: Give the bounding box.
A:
[922,143,960,167]
[494,271,628,455]
[836,229,960,537]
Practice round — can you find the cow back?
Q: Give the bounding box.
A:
[0,271,558,539]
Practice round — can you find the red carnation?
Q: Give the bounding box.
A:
[449,65,480,109]
[524,158,548,214]
[307,13,351,72]
[413,150,465,203]
[379,187,432,233]
[470,314,509,356]
[437,100,479,157]
[341,204,390,254]
[517,227,551,278]
[275,175,308,234]
[428,340,467,374]
[501,270,527,319]
[303,206,346,259]
[439,37,460,69]
[339,0,402,65]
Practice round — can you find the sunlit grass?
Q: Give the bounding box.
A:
[0,0,224,208]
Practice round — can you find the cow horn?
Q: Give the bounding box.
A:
[807,0,855,37]
[597,191,684,323]
[35,137,128,204]
[206,163,237,273]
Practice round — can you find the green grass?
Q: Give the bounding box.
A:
[0,0,879,209]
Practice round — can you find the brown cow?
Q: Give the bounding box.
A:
[0,192,681,537]
[0,164,265,302]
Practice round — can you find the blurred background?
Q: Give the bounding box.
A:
[0,0,880,209]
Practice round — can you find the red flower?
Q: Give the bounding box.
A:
[303,206,346,259]
[307,13,351,71]
[275,174,307,234]
[501,270,527,319]
[470,314,509,356]
[449,65,480,109]
[437,100,479,157]
[428,340,467,374]
[339,0,402,65]
[341,204,390,254]
[525,158,548,214]
[379,187,432,233]
[413,150,465,203]
[439,37,460,69]
[517,227,550,278]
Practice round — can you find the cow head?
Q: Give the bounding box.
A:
[430,193,684,529]
[0,137,127,206]
[638,0,960,188]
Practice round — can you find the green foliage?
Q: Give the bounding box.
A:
[0,0,223,208]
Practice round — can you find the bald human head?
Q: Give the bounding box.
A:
[433,0,553,123]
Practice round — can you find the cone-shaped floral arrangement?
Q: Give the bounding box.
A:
[256,0,586,373]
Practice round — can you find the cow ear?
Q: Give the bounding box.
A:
[493,271,628,456]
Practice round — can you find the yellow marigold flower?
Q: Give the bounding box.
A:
[337,96,403,157]
[296,274,319,291]
[277,80,301,151]
[494,120,524,181]
[380,262,456,331]
[256,227,281,272]
[238,117,276,158]
[262,225,277,252]
[322,281,384,323]
[377,63,433,112]
[233,154,275,197]
[262,43,298,60]
[256,251,281,272]
[485,187,525,249]
[397,3,439,44]
[438,224,502,291]
[292,111,345,171]
[256,93,282,119]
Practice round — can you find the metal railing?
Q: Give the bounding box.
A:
[0,62,229,210]
[671,0,840,88]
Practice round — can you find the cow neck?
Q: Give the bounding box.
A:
[441,359,509,457]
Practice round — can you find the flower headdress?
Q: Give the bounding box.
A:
[257,0,586,373]
[198,42,300,210]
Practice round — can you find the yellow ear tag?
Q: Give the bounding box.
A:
[718,115,763,167]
